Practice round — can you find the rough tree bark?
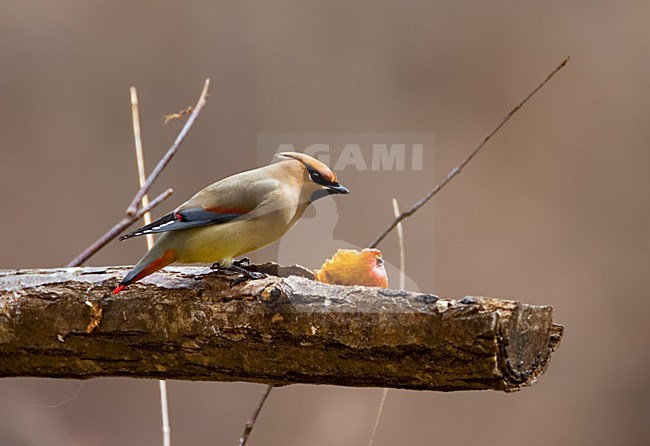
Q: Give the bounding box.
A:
[0,265,563,392]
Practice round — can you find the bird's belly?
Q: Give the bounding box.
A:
[173,217,291,264]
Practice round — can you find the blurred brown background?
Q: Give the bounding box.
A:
[1,1,649,445]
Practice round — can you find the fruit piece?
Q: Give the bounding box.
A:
[314,249,389,288]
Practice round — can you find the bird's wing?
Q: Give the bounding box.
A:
[118,208,245,240]
[120,175,280,241]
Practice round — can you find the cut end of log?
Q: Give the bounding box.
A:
[497,301,564,391]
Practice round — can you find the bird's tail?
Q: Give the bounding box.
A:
[113,246,177,294]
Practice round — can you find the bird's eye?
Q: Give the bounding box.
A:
[311,172,320,180]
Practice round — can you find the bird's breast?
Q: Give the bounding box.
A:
[173,200,308,264]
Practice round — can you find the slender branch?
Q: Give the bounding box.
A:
[368,388,388,446]
[65,188,172,267]
[131,86,171,446]
[0,381,85,409]
[232,58,571,445]
[368,57,570,249]
[392,198,406,290]
[130,87,155,248]
[159,380,171,446]
[63,80,210,445]
[238,385,273,446]
[67,79,210,268]
[126,79,211,216]
[367,200,404,446]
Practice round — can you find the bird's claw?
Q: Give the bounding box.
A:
[232,257,251,267]
[229,270,266,285]
[228,264,267,281]
[211,262,267,282]
[247,271,266,280]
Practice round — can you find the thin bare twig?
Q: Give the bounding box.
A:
[238,385,273,446]
[126,79,211,215]
[159,380,171,446]
[233,58,570,445]
[131,86,171,446]
[368,57,569,249]
[367,199,404,446]
[368,388,389,446]
[130,87,154,249]
[66,188,173,267]
[392,198,406,290]
[0,381,86,409]
[67,79,210,267]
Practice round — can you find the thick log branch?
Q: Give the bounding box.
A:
[0,266,562,392]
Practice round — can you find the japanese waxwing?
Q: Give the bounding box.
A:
[113,152,349,294]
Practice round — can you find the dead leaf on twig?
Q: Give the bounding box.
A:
[164,106,193,124]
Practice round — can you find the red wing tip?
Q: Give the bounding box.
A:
[112,285,126,295]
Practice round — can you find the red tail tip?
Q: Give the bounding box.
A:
[112,285,126,295]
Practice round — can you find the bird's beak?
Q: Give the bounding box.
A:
[327,183,350,194]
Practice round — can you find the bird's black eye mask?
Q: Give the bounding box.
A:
[307,166,338,188]
[306,166,349,199]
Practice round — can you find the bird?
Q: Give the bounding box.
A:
[112,152,349,294]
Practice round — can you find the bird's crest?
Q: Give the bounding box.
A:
[275,152,337,182]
